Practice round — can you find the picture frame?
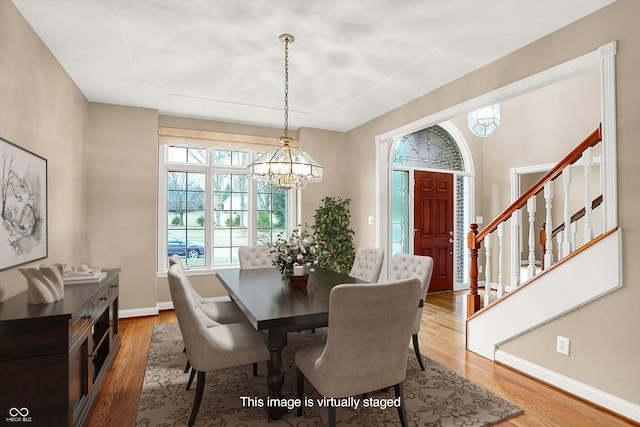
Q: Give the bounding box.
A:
[0,137,47,271]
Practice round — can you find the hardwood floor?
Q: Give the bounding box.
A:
[85,291,636,426]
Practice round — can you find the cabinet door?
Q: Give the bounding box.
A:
[110,297,119,346]
[1,353,68,426]
[69,333,90,426]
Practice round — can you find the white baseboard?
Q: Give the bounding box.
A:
[156,301,174,311]
[496,350,640,423]
[118,306,158,318]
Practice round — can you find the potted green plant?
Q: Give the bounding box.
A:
[312,196,356,274]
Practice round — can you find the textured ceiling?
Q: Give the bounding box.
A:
[13,0,615,132]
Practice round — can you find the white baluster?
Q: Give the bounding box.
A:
[527,197,537,280]
[544,183,554,267]
[484,233,492,306]
[497,222,505,298]
[511,210,521,288]
[571,222,578,253]
[583,147,594,243]
[557,230,564,260]
[562,168,573,257]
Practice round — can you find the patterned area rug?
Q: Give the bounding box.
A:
[136,322,523,426]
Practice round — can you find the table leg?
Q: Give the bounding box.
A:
[266,327,288,420]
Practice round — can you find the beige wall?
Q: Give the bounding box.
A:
[0,1,88,301]
[344,0,639,405]
[298,127,350,226]
[86,103,159,311]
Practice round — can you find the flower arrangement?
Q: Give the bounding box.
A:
[270,227,322,275]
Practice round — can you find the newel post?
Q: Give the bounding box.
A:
[467,224,481,317]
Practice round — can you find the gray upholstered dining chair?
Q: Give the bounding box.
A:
[349,246,385,282]
[169,254,247,324]
[295,279,420,427]
[168,264,270,426]
[387,253,434,371]
[238,245,275,269]
[169,254,250,378]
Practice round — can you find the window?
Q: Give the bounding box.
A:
[158,145,294,272]
[391,170,410,255]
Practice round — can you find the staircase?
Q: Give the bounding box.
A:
[465,125,623,360]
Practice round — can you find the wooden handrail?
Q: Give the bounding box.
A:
[476,124,602,243]
[551,194,603,237]
[467,124,603,316]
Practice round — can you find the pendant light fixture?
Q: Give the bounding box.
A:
[246,34,323,190]
[468,103,501,138]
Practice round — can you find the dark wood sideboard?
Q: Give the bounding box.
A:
[0,269,120,426]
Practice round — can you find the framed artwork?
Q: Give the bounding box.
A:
[0,137,47,271]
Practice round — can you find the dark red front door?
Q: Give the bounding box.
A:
[414,170,454,292]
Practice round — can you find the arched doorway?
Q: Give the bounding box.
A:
[388,123,473,291]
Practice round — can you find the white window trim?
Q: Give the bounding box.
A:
[157,144,296,275]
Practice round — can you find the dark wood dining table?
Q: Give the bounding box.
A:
[216,266,369,420]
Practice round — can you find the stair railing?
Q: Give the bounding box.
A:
[467,125,603,317]
[540,194,603,270]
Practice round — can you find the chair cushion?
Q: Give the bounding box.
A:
[200,300,248,324]
[188,323,269,371]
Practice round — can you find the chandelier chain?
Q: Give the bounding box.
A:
[283,36,290,137]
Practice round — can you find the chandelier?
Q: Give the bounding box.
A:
[468,104,501,138]
[246,34,323,190]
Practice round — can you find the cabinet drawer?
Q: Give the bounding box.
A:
[108,278,119,299]
[92,287,110,317]
[71,308,91,339]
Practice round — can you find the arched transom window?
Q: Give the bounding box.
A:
[392,125,464,171]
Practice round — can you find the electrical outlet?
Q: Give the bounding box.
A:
[557,336,571,356]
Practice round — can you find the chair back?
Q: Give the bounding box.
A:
[349,247,384,282]
[169,255,210,305]
[317,279,420,397]
[238,246,274,269]
[169,254,183,267]
[168,264,219,368]
[388,253,433,298]
[387,253,434,334]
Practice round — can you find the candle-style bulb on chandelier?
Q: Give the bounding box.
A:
[246,34,323,190]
